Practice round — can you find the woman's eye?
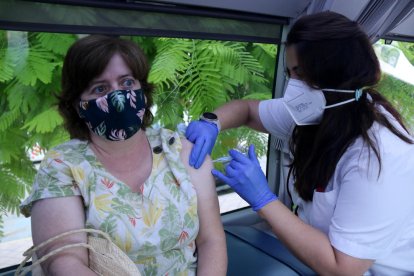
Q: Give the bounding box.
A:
[92,85,107,94]
[122,78,135,88]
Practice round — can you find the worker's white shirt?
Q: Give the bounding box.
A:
[259,98,414,275]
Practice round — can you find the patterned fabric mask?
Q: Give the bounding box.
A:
[79,89,146,141]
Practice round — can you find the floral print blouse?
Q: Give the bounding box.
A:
[21,127,199,275]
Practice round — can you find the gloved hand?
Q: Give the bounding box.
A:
[186,120,219,169]
[212,144,278,211]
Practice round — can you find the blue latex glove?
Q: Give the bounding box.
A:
[212,144,278,211]
[185,120,219,169]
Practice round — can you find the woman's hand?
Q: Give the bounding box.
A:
[212,144,278,211]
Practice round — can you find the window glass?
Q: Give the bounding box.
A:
[0,0,282,43]
[0,31,277,269]
[374,40,414,131]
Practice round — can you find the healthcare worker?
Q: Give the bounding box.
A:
[186,11,414,275]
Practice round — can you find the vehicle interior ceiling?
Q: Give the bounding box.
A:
[0,0,414,274]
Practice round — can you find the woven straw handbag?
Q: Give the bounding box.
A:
[15,228,141,276]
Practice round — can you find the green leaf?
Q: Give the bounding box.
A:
[35,33,77,55]
[6,81,40,114]
[22,107,63,133]
[0,47,15,83]
[97,215,117,236]
[0,159,35,214]
[110,91,126,112]
[112,198,136,217]
[0,31,21,83]
[0,128,28,164]
[23,127,69,152]
[149,38,192,87]
[15,46,58,86]
[0,109,20,131]
[159,229,177,250]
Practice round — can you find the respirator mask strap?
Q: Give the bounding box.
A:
[322,88,363,109]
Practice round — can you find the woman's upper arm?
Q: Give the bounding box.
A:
[179,138,224,241]
[31,196,89,273]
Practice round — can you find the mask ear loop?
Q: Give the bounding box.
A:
[322,88,363,109]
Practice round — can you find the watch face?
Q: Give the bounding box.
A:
[203,112,218,120]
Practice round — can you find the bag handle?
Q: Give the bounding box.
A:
[15,228,113,276]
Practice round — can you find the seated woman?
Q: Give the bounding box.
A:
[20,35,227,275]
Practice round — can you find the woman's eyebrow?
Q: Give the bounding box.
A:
[118,74,133,79]
[88,74,133,86]
[88,80,106,86]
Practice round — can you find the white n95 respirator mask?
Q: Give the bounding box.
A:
[282,79,362,125]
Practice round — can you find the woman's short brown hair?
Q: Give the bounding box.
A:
[58,35,154,140]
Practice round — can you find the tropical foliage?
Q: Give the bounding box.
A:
[0,31,277,230]
[375,40,414,130]
[2,32,413,242]
[397,41,414,65]
[377,74,414,130]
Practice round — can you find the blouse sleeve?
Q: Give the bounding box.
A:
[258,98,295,142]
[20,148,82,217]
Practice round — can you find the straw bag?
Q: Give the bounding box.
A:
[15,228,141,276]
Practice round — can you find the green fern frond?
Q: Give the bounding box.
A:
[127,36,157,59]
[0,47,15,83]
[35,33,77,55]
[0,109,20,131]
[1,157,35,189]
[5,81,40,114]
[250,74,269,85]
[15,46,58,86]
[215,127,268,157]
[0,31,23,83]
[0,130,36,214]
[202,41,266,86]
[237,51,265,75]
[153,86,184,129]
[22,126,68,152]
[0,166,31,214]
[213,126,268,160]
[183,60,228,117]
[203,41,244,64]
[149,39,192,87]
[209,41,264,74]
[251,43,278,78]
[0,128,29,164]
[22,107,63,133]
[252,43,277,58]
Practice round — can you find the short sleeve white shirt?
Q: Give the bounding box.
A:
[259,100,414,275]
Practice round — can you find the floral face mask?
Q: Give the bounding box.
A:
[78,89,146,141]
